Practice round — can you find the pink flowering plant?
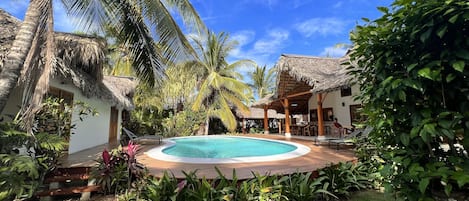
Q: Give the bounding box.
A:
[91,141,143,194]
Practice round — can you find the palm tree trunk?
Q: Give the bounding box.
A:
[0,0,44,113]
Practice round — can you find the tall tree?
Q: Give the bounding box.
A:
[249,64,276,99]
[191,31,254,133]
[0,0,206,128]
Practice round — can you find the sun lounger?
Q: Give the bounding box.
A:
[122,127,162,145]
[328,126,373,149]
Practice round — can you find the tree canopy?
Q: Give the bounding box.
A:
[349,0,469,199]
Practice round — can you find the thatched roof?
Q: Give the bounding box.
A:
[0,9,21,69]
[253,54,353,114]
[276,54,353,96]
[0,9,135,110]
[251,94,276,108]
[235,107,285,119]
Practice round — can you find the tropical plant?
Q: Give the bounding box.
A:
[249,64,277,99]
[91,141,144,195]
[281,172,335,201]
[34,97,98,138]
[162,109,206,137]
[191,31,254,133]
[348,0,469,199]
[319,162,369,199]
[0,123,67,200]
[0,0,206,130]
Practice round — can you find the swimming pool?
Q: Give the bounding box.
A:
[145,136,311,164]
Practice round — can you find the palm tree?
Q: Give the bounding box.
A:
[0,0,206,128]
[191,31,254,133]
[249,65,276,99]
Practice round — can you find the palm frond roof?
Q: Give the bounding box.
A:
[0,9,135,110]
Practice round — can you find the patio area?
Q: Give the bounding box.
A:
[60,134,355,180]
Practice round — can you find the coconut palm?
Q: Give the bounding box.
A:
[249,64,276,99]
[0,0,206,128]
[191,31,254,133]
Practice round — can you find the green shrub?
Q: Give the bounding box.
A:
[349,0,469,199]
[319,162,370,199]
[0,124,67,200]
[162,110,205,137]
[280,172,335,201]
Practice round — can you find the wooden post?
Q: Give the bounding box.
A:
[317,93,324,137]
[278,119,282,134]
[263,105,269,134]
[242,118,246,134]
[283,98,291,138]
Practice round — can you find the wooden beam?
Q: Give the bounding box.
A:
[317,93,324,136]
[286,90,312,99]
[263,105,269,134]
[284,98,291,135]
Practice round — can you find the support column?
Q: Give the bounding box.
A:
[263,105,269,134]
[278,119,282,134]
[317,93,325,139]
[283,98,291,138]
[242,118,246,134]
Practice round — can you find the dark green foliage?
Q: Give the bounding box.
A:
[280,172,334,201]
[162,109,206,137]
[0,98,94,200]
[349,0,469,199]
[35,97,97,137]
[0,124,67,200]
[114,162,380,201]
[125,106,167,139]
[319,162,370,199]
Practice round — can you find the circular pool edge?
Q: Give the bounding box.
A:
[145,135,311,164]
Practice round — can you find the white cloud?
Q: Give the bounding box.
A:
[232,31,256,47]
[253,29,289,54]
[320,46,347,58]
[333,1,343,8]
[228,28,289,75]
[295,18,347,37]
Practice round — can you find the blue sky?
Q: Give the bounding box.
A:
[0,0,392,70]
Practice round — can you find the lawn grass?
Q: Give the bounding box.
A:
[349,190,403,201]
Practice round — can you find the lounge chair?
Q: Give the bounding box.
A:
[329,126,373,149]
[122,127,162,145]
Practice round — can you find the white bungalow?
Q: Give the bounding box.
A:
[253,54,362,138]
[0,9,136,154]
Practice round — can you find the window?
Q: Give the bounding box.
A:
[48,87,74,105]
[341,87,352,97]
[350,104,366,124]
[310,107,334,121]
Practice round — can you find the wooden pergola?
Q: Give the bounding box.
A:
[252,54,353,137]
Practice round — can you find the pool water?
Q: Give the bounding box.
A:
[146,136,311,164]
[163,136,297,158]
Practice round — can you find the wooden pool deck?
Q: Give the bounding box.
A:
[60,134,356,180]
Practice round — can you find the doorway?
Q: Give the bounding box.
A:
[108,107,118,144]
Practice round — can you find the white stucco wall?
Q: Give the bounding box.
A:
[48,79,122,154]
[308,85,361,126]
[2,78,123,154]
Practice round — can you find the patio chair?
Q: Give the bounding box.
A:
[328,126,373,149]
[122,127,162,145]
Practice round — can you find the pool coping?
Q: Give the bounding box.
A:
[145,135,311,164]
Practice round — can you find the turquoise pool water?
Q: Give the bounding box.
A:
[146,136,311,164]
[162,136,297,158]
